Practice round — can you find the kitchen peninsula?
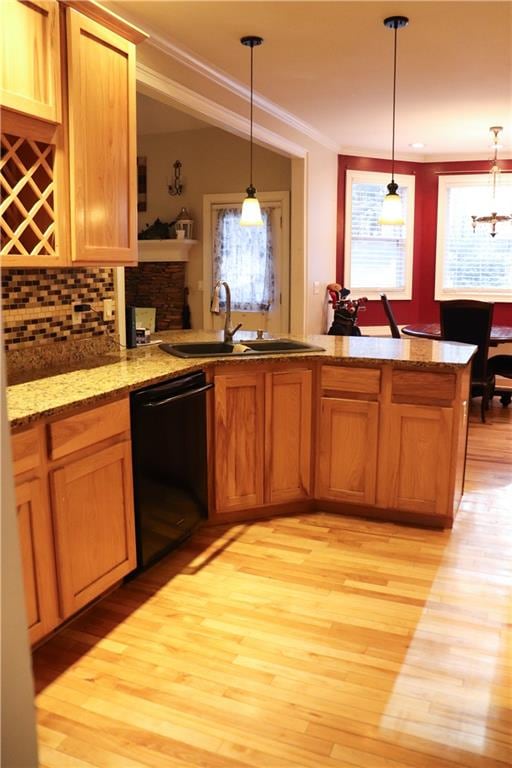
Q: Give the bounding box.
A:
[8,331,474,644]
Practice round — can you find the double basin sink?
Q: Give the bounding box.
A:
[160,338,325,358]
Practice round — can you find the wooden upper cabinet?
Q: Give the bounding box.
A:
[66,8,137,264]
[268,370,312,504]
[0,0,62,123]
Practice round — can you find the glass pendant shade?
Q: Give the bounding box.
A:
[379,182,404,225]
[240,35,264,227]
[240,187,263,226]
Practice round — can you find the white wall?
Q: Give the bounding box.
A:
[137,126,291,329]
[136,43,338,335]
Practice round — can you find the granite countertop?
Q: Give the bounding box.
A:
[7,330,476,429]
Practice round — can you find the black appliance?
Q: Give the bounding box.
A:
[125,305,137,349]
[130,371,213,571]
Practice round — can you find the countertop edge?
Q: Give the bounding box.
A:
[7,341,475,430]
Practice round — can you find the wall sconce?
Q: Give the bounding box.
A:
[168,160,183,196]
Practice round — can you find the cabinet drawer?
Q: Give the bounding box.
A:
[392,370,456,404]
[11,427,40,476]
[48,398,130,460]
[321,366,381,395]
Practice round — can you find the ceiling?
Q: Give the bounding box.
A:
[115,1,512,158]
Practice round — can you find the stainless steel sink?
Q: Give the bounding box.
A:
[159,339,325,358]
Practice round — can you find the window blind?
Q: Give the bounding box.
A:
[442,182,512,291]
[350,181,408,290]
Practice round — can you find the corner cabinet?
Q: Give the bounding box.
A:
[0,2,144,268]
[66,9,137,265]
[0,0,62,123]
[213,365,313,516]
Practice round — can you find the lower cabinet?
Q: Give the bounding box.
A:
[12,397,136,644]
[317,397,379,505]
[214,366,312,514]
[51,441,136,618]
[15,476,60,645]
[377,403,454,515]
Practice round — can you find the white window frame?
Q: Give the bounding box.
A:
[202,191,290,332]
[435,173,512,302]
[344,169,415,300]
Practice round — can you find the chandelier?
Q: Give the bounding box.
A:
[471,126,512,237]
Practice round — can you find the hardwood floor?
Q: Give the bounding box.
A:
[33,400,512,768]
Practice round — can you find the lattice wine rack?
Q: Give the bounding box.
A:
[1,132,57,258]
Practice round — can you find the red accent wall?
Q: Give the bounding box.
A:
[336,155,512,326]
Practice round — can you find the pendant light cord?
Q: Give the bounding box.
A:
[249,42,254,189]
[391,22,398,183]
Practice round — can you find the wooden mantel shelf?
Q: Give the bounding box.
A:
[137,239,198,263]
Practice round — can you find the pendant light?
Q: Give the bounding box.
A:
[240,35,264,227]
[379,15,409,226]
[471,126,512,237]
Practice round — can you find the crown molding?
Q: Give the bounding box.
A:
[133,23,340,153]
[136,62,308,159]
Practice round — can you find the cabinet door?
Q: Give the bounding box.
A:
[66,8,137,265]
[268,369,312,504]
[378,403,453,515]
[15,477,60,644]
[316,398,379,505]
[51,441,136,617]
[0,0,61,122]
[214,372,265,513]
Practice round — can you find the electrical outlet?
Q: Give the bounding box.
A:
[71,303,83,325]
[103,299,113,320]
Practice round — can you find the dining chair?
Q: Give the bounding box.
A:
[488,355,512,406]
[380,294,401,338]
[440,300,494,422]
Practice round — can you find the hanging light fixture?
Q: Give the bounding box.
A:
[379,15,409,225]
[471,126,512,237]
[240,35,264,227]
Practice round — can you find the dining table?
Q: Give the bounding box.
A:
[401,323,512,346]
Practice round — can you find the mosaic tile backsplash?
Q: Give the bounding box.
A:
[2,267,116,356]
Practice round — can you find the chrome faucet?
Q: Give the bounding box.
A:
[212,280,242,343]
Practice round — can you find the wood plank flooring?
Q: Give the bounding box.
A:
[33,400,512,768]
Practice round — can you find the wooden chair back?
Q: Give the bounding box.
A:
[440,300,493,384]
[380,294,400,338]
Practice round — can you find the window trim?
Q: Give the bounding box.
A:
[435,173,512,302]
[344,169,415,301]
[202,191,290,331]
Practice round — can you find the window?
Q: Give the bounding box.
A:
[212,206,274,311]
[344,169,415,300]
[435,174,512,301]
[203,191,290,334]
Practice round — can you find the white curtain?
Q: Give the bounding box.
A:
[213,207,275,311]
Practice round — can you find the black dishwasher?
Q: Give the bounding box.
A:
[130,371,213,571]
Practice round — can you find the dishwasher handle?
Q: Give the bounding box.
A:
[142,382,213,408]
